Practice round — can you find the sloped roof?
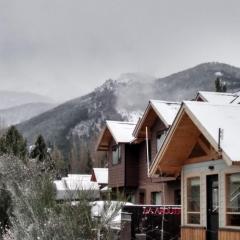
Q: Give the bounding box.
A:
[133,100,180,138]
[92,168,108,185]
[196,91,240,104]
[97,121,136,150]
[184,101,240,163]
[150,100,181,126]
[53,174,99,200]
[150,101,240,176]
[106,121,136,143]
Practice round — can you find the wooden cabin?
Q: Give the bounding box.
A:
[97,100,182,205]
[133,100,181,205]
[150,101,240,240]
[97,121,139,201]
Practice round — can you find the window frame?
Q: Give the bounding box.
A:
[156,129,168,153]
[225,172,240,227]
[112,144,121,165]
[151,191,162,205]
[186,176,201,225]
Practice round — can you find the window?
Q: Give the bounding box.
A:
[151,192,162,205]
[112,145,121,165]
[187,177,200,224]
[127,192,136,203]
[156,130,167,152]
[139,191,145,204]
[226,172,240,226]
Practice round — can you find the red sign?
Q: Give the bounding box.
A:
[142,206,181,216]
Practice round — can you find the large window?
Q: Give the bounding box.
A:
[187,177,200,224]
[151,191,162,205]
[112,145,121,165]
[226,172,240,226]
[156,130,167,152]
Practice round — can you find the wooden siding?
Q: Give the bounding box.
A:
[219,229,240,240]
[137,141,179,204]
[125,144,139,187]
[181,227,206,240]
[108,140,139,188]
[107,117,180,204]
[150,119,166,160]
[108,140,125,188]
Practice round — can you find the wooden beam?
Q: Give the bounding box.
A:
[197,136,210,154]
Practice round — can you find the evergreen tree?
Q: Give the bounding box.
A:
[51,144,67,178]
[85,150,93,173]
[30,135,56,173]
[215,76,227,92]
[0,126,27,161]
[30,135,48,162]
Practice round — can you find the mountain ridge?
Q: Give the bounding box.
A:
[17,62,240,172]
[0,102,57,126]
[0,90,55,110]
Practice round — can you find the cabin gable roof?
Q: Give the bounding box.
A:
[150,101,240,176]
[97,121,136,151]
[196,91,240,104]
[133,100,180,139]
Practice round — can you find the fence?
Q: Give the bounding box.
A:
[122,205,181,240]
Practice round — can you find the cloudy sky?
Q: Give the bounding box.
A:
[1,0,240,101]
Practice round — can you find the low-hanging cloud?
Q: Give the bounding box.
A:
[1,0,240,101]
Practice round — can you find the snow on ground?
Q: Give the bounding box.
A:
[70,120,94,137]
[215,71,223,77]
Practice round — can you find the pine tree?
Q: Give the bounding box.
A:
[30,135,56,172]
[85,150,93,173]
[51,144,67,178]
[30,135,48,162]
[0,126,27,161]
[215,76,227,92]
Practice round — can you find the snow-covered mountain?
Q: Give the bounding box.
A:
[0,102,57,126]
[17,62,240,172]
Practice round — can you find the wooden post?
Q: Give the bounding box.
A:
[120,212,132,240]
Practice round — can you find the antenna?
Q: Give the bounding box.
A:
[218,128,224,152]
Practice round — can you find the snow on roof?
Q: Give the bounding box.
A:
[184,101,240,163]
[150,100,181,126]
[197,91,240,104]
[54,174,99,200]
[106,120,136,143]
[91,201,134,229]
[234,90,240,96]
[63,174,99,190]
[92,168,108,185]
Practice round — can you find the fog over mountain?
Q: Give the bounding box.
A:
[2,1,240,101]
[17,62,240,172]
[0,102,57,126]
[0,91,54,110]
